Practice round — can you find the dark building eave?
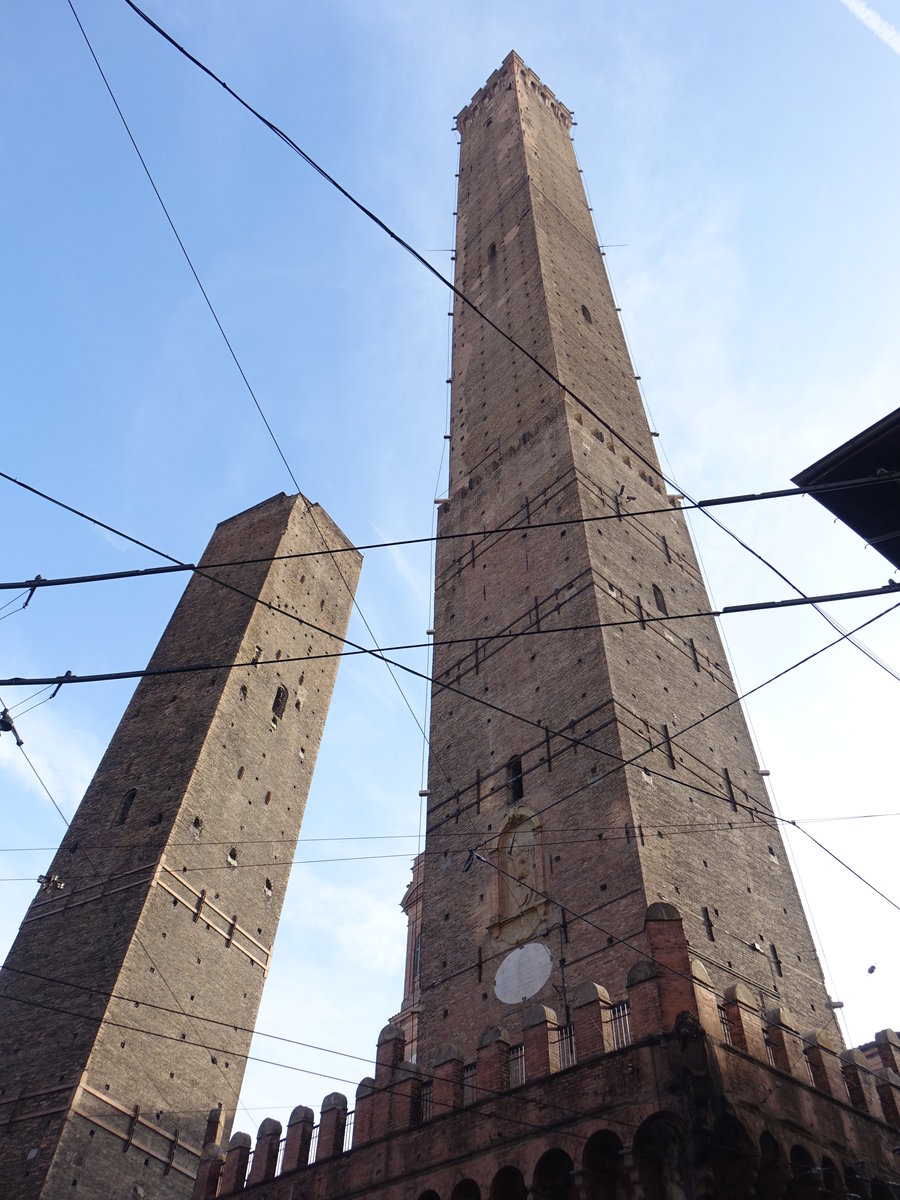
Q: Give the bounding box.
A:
[793,407,900,570]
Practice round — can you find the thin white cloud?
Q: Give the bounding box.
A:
[837,0,900,56]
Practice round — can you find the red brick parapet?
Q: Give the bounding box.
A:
[801,1031,845,1099]
[571,981,612,1059]
[722,983,768,1060]
[282,1105,314,1171]
[841,1049,881,1115]
[476,1025,512,1096]
[220,1132,251,1195]
[316,1093,347,1161]
[763,1007,806,1080]
[431,1043,465,1116]
[522,1006,559,1079]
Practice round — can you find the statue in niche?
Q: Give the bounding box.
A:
[503,819,538,915]
[489,807,549,949]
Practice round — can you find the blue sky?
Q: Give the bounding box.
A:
[2,0,900,1129]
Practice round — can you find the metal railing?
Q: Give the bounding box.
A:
[553,1024,576,1070]
[420,1081,433,1123]
[343,1109,355,1151]
[609,1001,632,1050]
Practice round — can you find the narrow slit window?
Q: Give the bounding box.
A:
[652,583,668,616]
[117,789,137,827]
[770,943,783,977]
[702,906,715,942]
[272,685,288,723]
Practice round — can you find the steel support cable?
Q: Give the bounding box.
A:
[66,0,299,494]
[119,0,900,689]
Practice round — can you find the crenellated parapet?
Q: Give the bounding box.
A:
[195,905,900,1198]
[455,51,573,138]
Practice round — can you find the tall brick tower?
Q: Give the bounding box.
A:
[0,492,359,1200]
[413,51,838,1070]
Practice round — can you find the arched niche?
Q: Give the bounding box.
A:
[632,1114,690,1200]
[490,1165,527,1200]
[711,1115,757,1200]
[532,1148,575,1200]
[581,1130,626,1200]
[787,1145,819,1200]
[451,1180,481,1200]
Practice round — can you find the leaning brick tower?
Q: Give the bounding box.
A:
[413,51,838,1071]
[0,492,359,1199]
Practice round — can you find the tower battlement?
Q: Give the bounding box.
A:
[456,51,573,135]
[192,905,900,1199]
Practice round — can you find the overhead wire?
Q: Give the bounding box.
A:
[5,3,899,940]
[3,471,898,595]
[4,456,900,912]
[0,695,233,1123]
[4,478,900,915]
[8,5,893,1122]
[64,0,459,852]
[119,0,900,690]
[6,578,900,693]
[70,1,900,935]
[2,953,861,1152]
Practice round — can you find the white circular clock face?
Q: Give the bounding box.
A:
[494,941,552,1004]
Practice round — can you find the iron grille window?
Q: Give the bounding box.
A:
[717,1005,733,1045]
[609,1001,632,1049]
[509,1043,525,1087]
[463,1062,477,1105]
[343,1110,355,1151]
[554,1023,577,1070]
[762,1026,775,1066]
[420,1082,433,1123]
